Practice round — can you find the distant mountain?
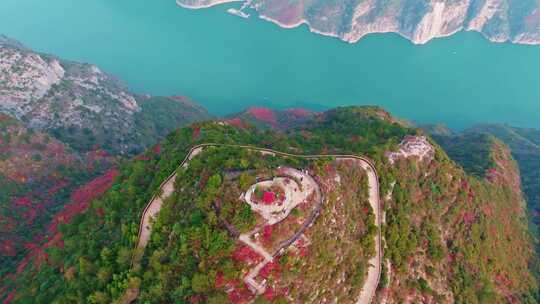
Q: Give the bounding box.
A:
[0,36,212,155]
[226,107,317,130]
[3,107,537,303]
[177,0,540,45]
[424,123,540,227]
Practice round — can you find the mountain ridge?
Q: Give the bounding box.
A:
[0,36,212,155]
[176,0,540,45]
[424,123,540,230]
[3,106,537,303]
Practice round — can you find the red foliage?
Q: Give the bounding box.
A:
[0,240,16,257]
[48,141,65,156]
[462,212,476,225]
[189,295,204,304]
[247,107,277,126]
[228,290,242,303]
[298,244,308,258]
[324,163,334,174]
[70,169,118,205]
[262,225,273,246]
[227,282,253,303]
[13,197,32,208]
[226,118,248,129]
[486,168,502,183]
[232,245,262,264]
[259,261,280,279]
[447,252,457,263]
[263,286,276,301]
[23,242,38,251]
[468,190,475,201]
[152,144,162,155]
[215,272,226,289]
[262,191,276,204]
[96,207,105,218]
[12,169,118,279]
[495,273,512,287]
[192,126,201,139]
[16,255,31,275]
[47,169,118,234]
[3,291,15,304]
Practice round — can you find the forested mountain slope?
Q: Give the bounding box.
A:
[0,36,211,155]
[2,107,537,303]
[426,124,540,231]
[226,107,316,130]
[0,36,213,288]
[0,114,115,279]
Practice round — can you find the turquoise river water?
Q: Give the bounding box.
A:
[1,0,540,128]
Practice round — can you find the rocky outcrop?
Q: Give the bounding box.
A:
[0,39,65,118]
[0,36,212,155]
[176,0,540,45]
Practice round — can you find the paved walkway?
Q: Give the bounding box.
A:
[353,160,382,304]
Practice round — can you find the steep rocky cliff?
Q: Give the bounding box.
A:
[176,0,540,45]
[0,36,212,155]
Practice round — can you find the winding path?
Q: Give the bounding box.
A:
[130,143,382,303]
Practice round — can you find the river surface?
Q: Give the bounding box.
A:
[2,0,540,128]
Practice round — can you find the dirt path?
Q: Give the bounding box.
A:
[130,144,382,303]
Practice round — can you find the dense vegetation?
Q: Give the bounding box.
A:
[0,114,113,278]
[426,123,540,242]
[2,107,537,303]
[134,146,374,303]
[428,132,496,178]
[0,95,209,284]
[48,95,211,155]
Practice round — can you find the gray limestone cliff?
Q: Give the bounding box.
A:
[176,0,540,45]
